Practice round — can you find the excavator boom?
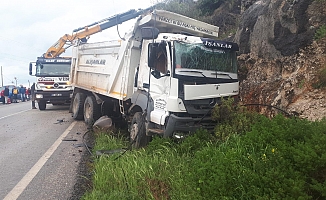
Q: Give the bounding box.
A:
[44,6,154,58]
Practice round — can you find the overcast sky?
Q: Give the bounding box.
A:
[0,0,156,87]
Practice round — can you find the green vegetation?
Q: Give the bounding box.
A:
[213,97,261,141]
[299,79,305,89]
[154,0,200,19]
[82,101,326,200]
[315,25,326,40]
[313,67,326,89]
[154,0,228,20]
[197,0,227,15]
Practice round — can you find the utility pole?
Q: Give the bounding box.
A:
[14,77,17,86]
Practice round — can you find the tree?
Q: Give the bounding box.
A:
[197,0,226,15]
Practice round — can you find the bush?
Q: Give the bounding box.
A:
[312,67,326,89]
[185,115,326,199]
[197,0,227,15]
[212,97,261,141]
[314,25,326,40]
[84,112,326,199]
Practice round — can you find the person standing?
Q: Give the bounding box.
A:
[4,86,9,104]
[12,86,19,103]
[19,85,26,102]
[0,89,4,104]
[31,83,36,109]
[26,87,31,101]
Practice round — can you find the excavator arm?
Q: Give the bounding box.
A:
[44,26,102,58]
[43,6,155,58]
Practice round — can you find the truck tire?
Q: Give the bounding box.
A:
[72,93,86,120]
[130,112,151,148]
[83,95,101,126]
[38,100,46,110]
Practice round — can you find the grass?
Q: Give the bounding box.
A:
[82,100,326,199]
[82,134,194,200]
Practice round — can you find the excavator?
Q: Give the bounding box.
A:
[29,6,155,110]
[44,7,154,58]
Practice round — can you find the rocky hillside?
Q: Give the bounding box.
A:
[160,0,326,120]
[233,0,326,120]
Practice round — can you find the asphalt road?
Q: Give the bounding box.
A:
[0,101,90,200]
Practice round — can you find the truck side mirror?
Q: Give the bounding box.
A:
[148,45,157,69]
[151,70,161,79]
[141,27,159,39]
[151,70,170,79]
[29,63,33,75]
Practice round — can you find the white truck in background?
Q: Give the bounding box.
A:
[70,9,240,148]
[29,57,72,110]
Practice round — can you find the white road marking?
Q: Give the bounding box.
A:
[3,121,77,200]
[0,110,30,120]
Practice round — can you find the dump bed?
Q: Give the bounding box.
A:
[70,38,141,100]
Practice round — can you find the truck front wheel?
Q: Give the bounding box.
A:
[83,95,100,126]
[130,112,151,148]
[38,100,46,110]
[72,93,86,120]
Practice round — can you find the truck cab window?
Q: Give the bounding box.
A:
[155,49,167,74]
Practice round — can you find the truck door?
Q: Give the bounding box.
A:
[147,42,171,125]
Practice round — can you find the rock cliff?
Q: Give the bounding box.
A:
[233,0,326,120]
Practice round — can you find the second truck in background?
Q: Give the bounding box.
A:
[29,57,72,110]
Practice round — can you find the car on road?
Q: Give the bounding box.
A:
[0,85,16,104]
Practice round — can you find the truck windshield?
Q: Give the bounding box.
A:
[174,41,238,74]
[36,63,71,76]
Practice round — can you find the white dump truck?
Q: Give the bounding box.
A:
[70,9,239,147]
[29,57,73,110]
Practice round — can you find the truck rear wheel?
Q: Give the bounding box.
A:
[130,112,151,148]
[38,100,46,110]
[72,93,86,120]
[84,95,100,126]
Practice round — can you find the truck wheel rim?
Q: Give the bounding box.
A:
[73,98,78,113]
[85,103,91,119]
[130,123,138,141]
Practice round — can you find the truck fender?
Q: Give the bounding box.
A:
[129,90,154,115]
[92,92,104,104]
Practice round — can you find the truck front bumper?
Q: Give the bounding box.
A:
[35,90,72,103]
[164,114,215,137]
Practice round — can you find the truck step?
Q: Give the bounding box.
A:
[148,128,164,135]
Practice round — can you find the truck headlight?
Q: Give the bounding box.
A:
[36,94,43,98]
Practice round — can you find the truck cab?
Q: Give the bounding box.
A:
[29,57,73,110]
[134,32,239,137]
